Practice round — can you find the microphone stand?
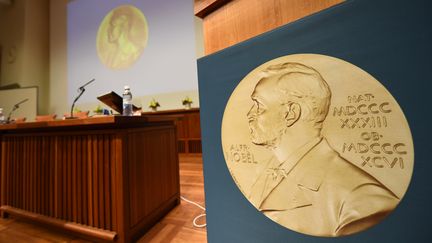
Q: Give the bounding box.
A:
[66,78,95,119]
[6,98,29,124]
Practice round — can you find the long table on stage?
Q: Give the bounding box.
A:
[0,116,180,242]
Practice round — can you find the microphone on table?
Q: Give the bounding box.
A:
[66,78,96,119]
[6,98,29,123]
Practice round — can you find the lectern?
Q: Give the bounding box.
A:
[0,116,179,242]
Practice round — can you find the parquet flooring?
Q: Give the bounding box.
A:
[0,154,207,243]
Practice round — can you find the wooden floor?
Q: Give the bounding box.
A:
[0,154,207,243]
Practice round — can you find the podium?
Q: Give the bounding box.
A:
[0,116,179,242]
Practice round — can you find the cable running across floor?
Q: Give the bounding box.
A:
[180,196,206,228]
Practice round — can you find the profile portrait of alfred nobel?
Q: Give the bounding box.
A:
[247,62,399,236]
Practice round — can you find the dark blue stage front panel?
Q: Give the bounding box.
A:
[197,0,431,242]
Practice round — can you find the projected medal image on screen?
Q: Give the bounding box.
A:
[96,5,148,70]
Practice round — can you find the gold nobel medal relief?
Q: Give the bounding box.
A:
[96,5,148,70]
[221,54,414,237]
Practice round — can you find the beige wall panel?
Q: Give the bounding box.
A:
[201,0,343,55]
[0,0,49,114]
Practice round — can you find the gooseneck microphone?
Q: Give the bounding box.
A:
[67,78,96,119]
[6,98,29,123]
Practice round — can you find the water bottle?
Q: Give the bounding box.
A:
[0,108,5,124]
[122,85,133,116]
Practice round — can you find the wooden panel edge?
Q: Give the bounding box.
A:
[194,0,231,18]
[0,205,118,241]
